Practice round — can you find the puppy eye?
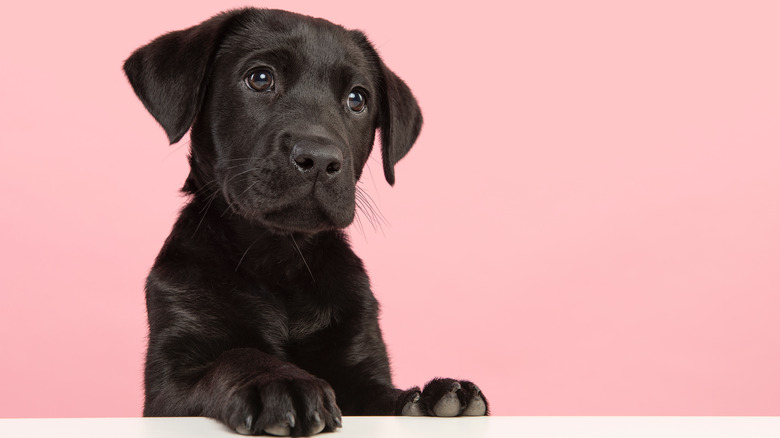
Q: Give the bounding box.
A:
[347,89,367,113]
[245,69,274,92]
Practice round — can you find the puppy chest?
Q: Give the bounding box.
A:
[247,290,335,346]
[286,303,334,341]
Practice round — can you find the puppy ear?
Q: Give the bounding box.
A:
[377,62,423,186]
[123,11,242,144]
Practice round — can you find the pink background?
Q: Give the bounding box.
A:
[1,0,779,417]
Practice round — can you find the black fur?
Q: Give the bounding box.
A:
[124,8,487,436]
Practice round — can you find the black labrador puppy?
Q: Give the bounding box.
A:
[124,8,488,436]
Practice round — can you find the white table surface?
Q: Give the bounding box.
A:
[1,416,779,437]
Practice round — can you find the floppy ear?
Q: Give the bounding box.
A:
[377,62,423,186]
[123,11,242,144]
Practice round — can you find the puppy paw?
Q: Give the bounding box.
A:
[400,378,488,417]
[397,387,425,416]
[459,381,488,416]
[225,377,342,436]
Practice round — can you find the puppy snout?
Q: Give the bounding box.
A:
[291,141,343,177]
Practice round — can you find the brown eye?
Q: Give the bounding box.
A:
[347,89,366,113]
[245,69,274,92]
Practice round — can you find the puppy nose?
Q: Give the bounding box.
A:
[291,141,343,176]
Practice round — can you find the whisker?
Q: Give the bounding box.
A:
[356,187,388,237]
[192,190,219,238]
[223,168,256,185]
[353,192,372,228]
[364,162,381,202]
[235,234,262,272]
[222,157,259,162]
[222,162,260,171]
[221,203,234,218]
[355,194,378,232]
[365,192,389,227]
[290,235,315,283]
[162,140,190,162]
[351,205,367,242]
[359,186,386,220]
[191,179,218,197]
[221,171,258,218]
[356,187,388,228]
[236,180,259,198]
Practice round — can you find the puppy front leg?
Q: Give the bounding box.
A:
[338,375,487,417]
[150,348,342,436]
[395,378,489,417]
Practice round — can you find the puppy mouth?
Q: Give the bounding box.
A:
[227,188,356,234]
[261,204,354,234]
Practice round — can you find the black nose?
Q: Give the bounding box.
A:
[291,141,344,176]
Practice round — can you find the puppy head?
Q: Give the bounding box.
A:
[124,8,422,234]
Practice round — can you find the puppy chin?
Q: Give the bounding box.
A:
[245,200,355,235]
